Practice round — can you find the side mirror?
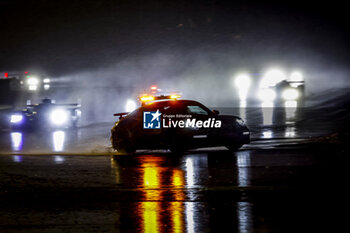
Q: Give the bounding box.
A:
[212,110,220,115]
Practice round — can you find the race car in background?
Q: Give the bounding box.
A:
[2,71,51,91]
[234,69,305,106]
[10,98,81,130]
[111,94,250,154]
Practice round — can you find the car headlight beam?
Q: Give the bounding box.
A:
[234,73,251,100]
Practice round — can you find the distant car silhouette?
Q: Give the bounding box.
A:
[10,98,81,130]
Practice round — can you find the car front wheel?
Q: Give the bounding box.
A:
[111,130,136,154]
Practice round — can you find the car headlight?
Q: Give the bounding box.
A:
[10,114,23,123]
[44,84,50,90]
[236,118,245,126]
[282,88,299,100]
[27,77,39,85]
[50,109,69,125]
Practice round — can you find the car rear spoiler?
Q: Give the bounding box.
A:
[113,112,129,119]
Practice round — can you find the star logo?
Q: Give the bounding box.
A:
[151,110,161,122]
[143,110,162,129]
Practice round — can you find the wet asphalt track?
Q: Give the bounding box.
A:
[0,97,349,232]
[0,146,347,232]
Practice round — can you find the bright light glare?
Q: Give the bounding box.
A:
[10,114,23,123]
[289,72,303,82]
[53,131,65,152]
[262,130,273,138]
[258,88,276,101]
[11,132,23,151]
[50,109,68,125]
[54,155,65,164]
[260,69,286,88]
[239,101,247,120]
[234,74,251,100]
[282,89,299,100]
[44,84,50,90]
[235,74,251,88]
[43,78,51,83]
[285,100,298,108]
[13,155,23,163]
[285,127,296,138]
[27,77,39,85]
[125,99,137,112]
[28,85,37,91]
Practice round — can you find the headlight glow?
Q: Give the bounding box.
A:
[234,74,251,88]
[260,69,286,88]
[28,85,38,91]
[10,114,23,123]
[234,74,251,100]
[53,131,65,152]
[50,109,69,125]
[282,88,299,100]
[44,84,50,90]
[258,88,276,101]
[11,132,23,151]
[125,99,137,112]
[27,77,39,85]
[289,72,303,82]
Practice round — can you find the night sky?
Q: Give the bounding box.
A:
[0,0,349,77]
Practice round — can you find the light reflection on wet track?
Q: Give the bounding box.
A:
[0,149,346,232]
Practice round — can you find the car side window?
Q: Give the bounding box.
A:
[187,105,209,115]
[163,105,187,115]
